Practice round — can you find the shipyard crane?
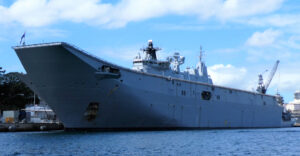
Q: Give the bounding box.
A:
[256,60,280,94]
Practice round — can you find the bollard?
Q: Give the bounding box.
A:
[8,125,16,132]
[40,125,47,131]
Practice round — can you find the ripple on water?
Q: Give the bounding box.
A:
[1,128,300,155]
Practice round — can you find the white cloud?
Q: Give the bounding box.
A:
[284,36,300,50]
[208,64,248,88]
[234,14,300,36]
[208,27,300,99]
[270,62,300,93]
[244,29,300,62]
[241,14,300,27]
[246,29,281,47]
[218,0,283,20]
[0,0,284,28]
[0,0,112,27]
[273,73,300,92]
[207,62,300,97]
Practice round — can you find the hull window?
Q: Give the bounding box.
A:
[181,90,186,96]
[84,102,99,121]
[201,91,211,100]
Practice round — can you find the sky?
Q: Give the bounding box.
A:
[0,0,300,102]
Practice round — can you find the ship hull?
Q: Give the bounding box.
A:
[14,43,292,129]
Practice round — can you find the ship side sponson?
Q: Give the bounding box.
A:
[13,42,290,129]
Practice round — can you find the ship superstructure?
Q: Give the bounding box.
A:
[285,91,300,124]
[132,40,212,84]
[13,41,294,129]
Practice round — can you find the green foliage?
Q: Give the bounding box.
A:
[0,67,5,84]
[0,71,39,110]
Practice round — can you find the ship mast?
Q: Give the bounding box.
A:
[142,40,160,60]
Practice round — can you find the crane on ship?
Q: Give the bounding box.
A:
[256,60,280,94]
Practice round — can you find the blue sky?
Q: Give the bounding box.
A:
[0,0,300,102]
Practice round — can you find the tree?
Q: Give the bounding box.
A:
[0,67,5,84]
[0,71,39,110]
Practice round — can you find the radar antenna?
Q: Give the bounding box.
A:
[169,52,185,73]
[141,40,161,60]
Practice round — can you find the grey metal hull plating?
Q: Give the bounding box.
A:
[14,43,289,129]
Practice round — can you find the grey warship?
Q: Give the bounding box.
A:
[13,40,293,129]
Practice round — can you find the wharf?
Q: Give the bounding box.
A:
[0,123,64,132]
[294,123,300,127]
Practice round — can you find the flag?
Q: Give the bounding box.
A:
[20,32,26,45]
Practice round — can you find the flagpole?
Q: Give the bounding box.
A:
[34,92,36,105]
[20,32,26,45]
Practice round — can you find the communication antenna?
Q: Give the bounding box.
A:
[199,46,205,62]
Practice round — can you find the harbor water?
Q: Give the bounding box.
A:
[1,127,300,156]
